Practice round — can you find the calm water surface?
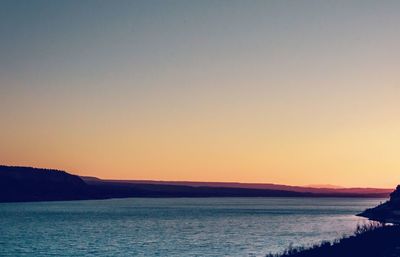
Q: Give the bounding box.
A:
[0,197,383,257]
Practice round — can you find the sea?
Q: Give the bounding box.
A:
[0,197,384,257]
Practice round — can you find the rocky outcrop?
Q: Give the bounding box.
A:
[358,185,400,224]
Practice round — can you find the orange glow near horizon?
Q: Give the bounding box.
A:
[2,105,400,188]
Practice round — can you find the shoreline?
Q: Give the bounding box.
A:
[0,195,388,204]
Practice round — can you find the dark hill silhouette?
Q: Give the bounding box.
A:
[1,165,316,202]
[0,165,91,202]
[0,165,392,202]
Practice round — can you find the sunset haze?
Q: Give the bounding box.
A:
[1,0,400,188]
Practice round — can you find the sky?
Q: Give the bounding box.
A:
[1,0,400,188]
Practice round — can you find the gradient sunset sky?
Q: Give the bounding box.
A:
[1,1,400,187]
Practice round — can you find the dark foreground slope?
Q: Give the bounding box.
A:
[269,185,400,257]
[359,185,400,224]
[267,224,400,257]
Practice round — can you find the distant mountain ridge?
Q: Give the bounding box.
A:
[81,176,392,196]
[0,165,392,203]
